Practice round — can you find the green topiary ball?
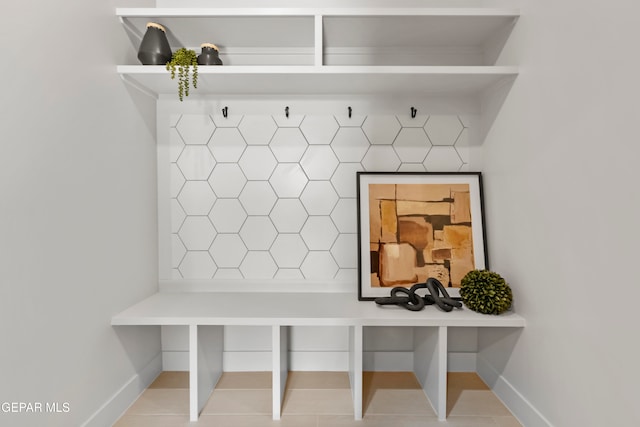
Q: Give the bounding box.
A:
[460,270,513,315]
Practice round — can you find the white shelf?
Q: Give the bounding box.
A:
[112,291,524,422]
[111,291,525,327]
[118,65,517,97]
[117,7,518,97]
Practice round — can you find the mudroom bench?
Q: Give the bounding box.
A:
[111,291,525,422]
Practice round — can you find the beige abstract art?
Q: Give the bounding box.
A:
[368,183,475,288]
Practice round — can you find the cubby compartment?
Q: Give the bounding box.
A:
[120,13,315,66]
[322,13,517,66]
[362,325,449,418]
[272,325,362,419]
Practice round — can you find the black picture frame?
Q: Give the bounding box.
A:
[357,171,488,301]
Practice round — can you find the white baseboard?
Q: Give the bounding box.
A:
[162,350,476,372]
[81,353,162,427]
[477,356,553,427]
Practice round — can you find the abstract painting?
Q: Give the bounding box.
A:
[357,172,487,300]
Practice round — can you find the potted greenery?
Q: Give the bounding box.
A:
[459,270,513,315]
[166,48,198,101]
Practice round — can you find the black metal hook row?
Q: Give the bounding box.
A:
[221,106,417,119]
[374,278,462,312]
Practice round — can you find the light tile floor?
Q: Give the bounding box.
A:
[114,371,523,427]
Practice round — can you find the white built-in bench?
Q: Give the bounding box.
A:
[111,291,525,422]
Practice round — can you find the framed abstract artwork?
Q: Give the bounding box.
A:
[357,172,488,300]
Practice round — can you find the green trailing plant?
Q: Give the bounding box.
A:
[166,48,198,101]
[460,270,513,315]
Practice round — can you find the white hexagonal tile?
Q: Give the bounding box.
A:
[331,234,358,269]
[301,216,339,250]
[214,269,244,279]
[177,145,216,180]
[177,181,216,215]
[361,145,401,171]
[423,146,463,171]
[300,146,339,180]
[239,115,277,145]
[171,268,182,279]
[455,144,479,166]
[270,234,308,268]
[300,181,339,215]
[171,199,186,233]
[212,114,243,127]
[208,128,247,163]
[269,164,308,198]
[275,269,304,280]
[397,114,429,128]
[300,116,339,145]
[209,164,246,198]
[270,128,308,162]
[457,114,473,128]
[331,127,370,162]
[171,234,186,268]
[398,163,427,172]
[335,114,366,127]
[239,181,277,215]
[178,217,217,250]
[393,128,431,163]
[331,198,357,233]
[424,115,464,146]
[270,199,308,233]
[331,163,363,198]
[179,252,217,279]
[169,114,181,127]
[209,199,247,233]
[454,127,471,147]
[239,146,277,180]
[169,128,185,162]
[362,115,401,145]
[301,251,338,279]
[335,268,357,282]
[209,234,247,268]
[273,114,304,127]
[176,114,215,145]
[240,216,278,250]
[170,164,185,198]
[240,252,277,279]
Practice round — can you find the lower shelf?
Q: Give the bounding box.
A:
[117,65,518,97]
[115,371,522,426]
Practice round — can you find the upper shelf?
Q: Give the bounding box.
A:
[116,7,518,98]
[117,8,518,52]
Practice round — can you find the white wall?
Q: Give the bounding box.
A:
[0,1,160,426]
[479,0,640,426]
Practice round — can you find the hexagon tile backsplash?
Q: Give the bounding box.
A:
[169,114,472,280]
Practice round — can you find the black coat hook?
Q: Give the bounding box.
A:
[411,107,417,118]
[222,106,228,118]
[285,106,289,118]
[348,106,352,118]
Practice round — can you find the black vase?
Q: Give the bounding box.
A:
[138,22,172,65]
[197,43,223,65]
